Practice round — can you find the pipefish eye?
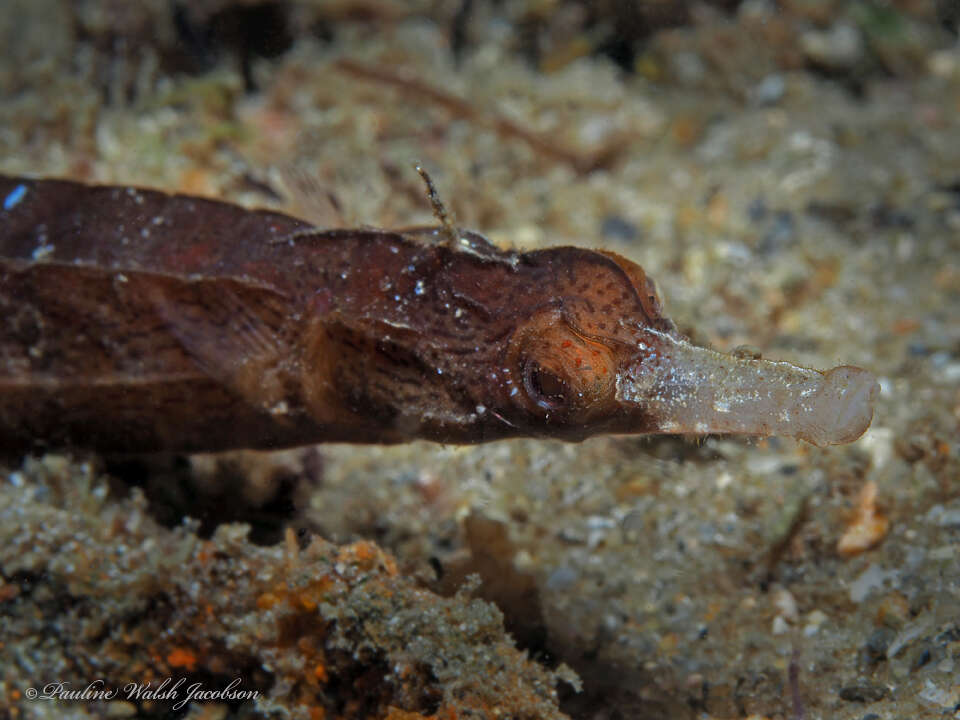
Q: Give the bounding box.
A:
[523,360,569,412]
[507,310,617,419]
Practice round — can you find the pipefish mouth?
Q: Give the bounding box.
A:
[0,174,878,454]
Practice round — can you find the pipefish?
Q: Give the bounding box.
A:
[0,173,878,454]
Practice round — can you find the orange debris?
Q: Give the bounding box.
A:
[257,592,280,610]
[166,647,198,671]
[314,662,328,683]
[838,481,890,557]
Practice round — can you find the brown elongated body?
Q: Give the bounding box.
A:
[0,175,878,454]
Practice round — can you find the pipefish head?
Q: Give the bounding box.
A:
[497,244,877,445]
[498,248,678,438]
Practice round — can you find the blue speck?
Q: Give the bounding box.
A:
[4,184,27,211]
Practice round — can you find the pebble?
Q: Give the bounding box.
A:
[937,362,960,383]
[801,22,864,69]
[849,563,899,603]
[887,620,930,660]
[669,51,707,85]
[917,680,960,710]
[772,587,798,621]
[750,73,785,106]
[803,609,828,637]
[924,504,960,528]
[928,49,960,79]
[772,615,790,635]
[838,681,887,703]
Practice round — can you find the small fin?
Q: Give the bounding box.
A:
[278,164,348,229]
[142,274,297,418]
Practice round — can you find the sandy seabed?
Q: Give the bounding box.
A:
[1,2,959,718]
